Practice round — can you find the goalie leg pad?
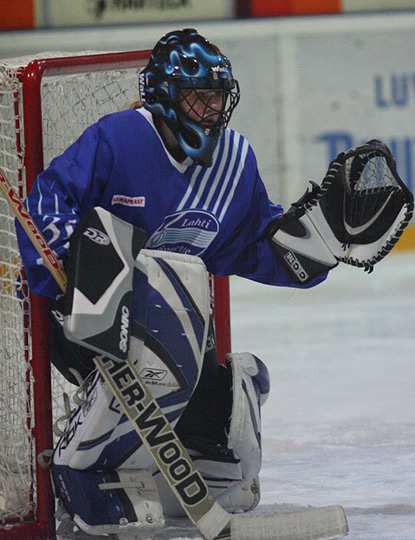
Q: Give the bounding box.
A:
[226,352,270,480]
[52,370,149,471]
[53,246,211,469]
[130,249,210,402]
[52,466,164,537]
[155,352,270,516]
[52,331,208,474]
[52,249,212,535]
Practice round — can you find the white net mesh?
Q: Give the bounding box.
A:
[0,59,34,522]
[0,51,146,525]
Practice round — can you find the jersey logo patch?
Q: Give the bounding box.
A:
[146,209,219,256]
[112,195,145,207]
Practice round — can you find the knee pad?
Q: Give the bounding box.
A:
[156,352,270,516]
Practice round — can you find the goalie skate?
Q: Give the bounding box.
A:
[56,516,157,540]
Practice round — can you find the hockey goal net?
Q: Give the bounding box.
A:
[0,51,231,540]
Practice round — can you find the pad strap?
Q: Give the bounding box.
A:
[53,466,164,536]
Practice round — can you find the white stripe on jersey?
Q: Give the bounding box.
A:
[37,181,43,215]
[211,132,242,215]
[190,131,231,210]
[176,166,203,212]
[176,130,249,222]
[176,136,224,211]
[218,137,250,222]
[204,131,235,210]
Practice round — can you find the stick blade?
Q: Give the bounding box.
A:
[231,505,348,540]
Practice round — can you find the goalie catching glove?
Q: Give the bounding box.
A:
[267,140,414,284]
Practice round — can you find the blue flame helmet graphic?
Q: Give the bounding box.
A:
[139,29,240,167]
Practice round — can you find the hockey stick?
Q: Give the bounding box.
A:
[0,166,348,540]
[0,167,227,538]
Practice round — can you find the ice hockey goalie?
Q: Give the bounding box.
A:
[50,207,270,539]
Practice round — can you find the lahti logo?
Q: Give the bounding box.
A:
[146,209,219,256]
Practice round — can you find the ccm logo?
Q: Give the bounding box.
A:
[284,251,309,282]
[119,305,130,353]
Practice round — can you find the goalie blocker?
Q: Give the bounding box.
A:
[267,140,414,284]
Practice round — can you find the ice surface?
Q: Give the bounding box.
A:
[229,252,415,540]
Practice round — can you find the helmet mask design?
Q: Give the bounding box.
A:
[139,29,240,167]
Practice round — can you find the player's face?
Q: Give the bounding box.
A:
[178,89,224,127]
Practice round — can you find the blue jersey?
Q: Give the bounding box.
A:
[16,108,324,298]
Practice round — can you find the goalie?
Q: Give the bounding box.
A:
[15,28,413,539]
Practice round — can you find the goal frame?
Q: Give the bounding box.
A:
[0,51,231,540]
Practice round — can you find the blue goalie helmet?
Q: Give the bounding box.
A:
[139,28,240,167]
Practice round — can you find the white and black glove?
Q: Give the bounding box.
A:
[267,140,414,285]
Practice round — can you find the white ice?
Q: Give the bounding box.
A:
[228,251,415,540]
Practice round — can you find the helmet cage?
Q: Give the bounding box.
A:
[171,77,240,133]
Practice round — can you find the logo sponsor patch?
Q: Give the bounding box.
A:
[141,368,168,382]
[284,251,309,282]
[51,309,64,327]
[146,209,219,256]
[211,65,228,73]
[83,227,110,245]
[112,195,145,207]
[119,305,130,353]
[343,192,393,236]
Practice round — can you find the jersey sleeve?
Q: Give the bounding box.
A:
[15,121,114,298]
[206,147,327,289]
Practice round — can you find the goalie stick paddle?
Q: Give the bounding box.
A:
[0,166,348,540]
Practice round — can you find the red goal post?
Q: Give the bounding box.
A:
[0,51,231,540]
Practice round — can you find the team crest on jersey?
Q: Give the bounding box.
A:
[146,210,219,256]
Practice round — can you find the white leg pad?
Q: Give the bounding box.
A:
[155,352,270,517]
[227,352,270,483]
